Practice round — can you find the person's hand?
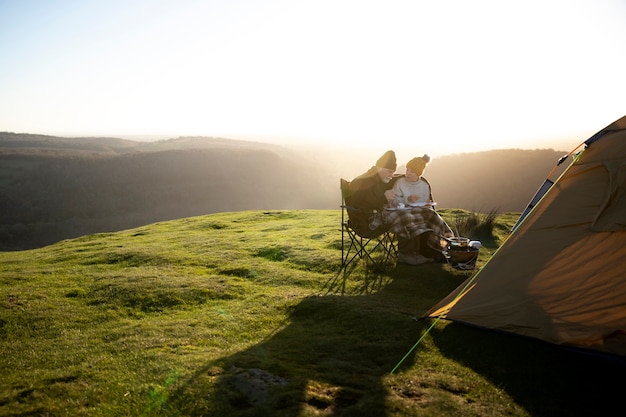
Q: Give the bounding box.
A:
[408,195,420,203]
[384,190,396,201]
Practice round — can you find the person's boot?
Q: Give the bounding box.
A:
[414,254,434,264]
[397,236,419,265]
[398,253,421,265]
[413,236,434,263]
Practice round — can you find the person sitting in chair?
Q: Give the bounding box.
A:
[391,155,433,207]
[387,154,453,265]
[344,150,398,236]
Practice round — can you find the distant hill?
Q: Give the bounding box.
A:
[426,148,570,212]
[0,132,570,250]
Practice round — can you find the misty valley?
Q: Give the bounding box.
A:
[0,133,568,250]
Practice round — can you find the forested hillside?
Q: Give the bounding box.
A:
[427,148,569,212]
[0,132,570,250]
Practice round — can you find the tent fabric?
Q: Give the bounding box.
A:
[424,116,626,357]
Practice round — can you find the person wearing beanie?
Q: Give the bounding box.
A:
[387,154,452,265]
[393,155,432,207]
[376,150,397,172]
[344,150,398,235]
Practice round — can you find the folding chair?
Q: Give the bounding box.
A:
[340,179,397,271]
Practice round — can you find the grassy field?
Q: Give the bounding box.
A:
[0,209,622,416]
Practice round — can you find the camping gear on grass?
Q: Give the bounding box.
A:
[448,246,479,270]
[442,237,480,269]
[447,237,469,248]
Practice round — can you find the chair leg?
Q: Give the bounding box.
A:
[341,224,362,269]
[341,223,397,271]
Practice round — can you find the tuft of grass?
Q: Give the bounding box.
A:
[0,209,622,416]
[452,207,500,242]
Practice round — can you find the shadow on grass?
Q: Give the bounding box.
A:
[165,262,462,416]
[429,322,626,417]
[163,255,625,416]
[321,261,395,296]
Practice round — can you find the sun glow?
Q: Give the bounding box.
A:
[1,0,625,156]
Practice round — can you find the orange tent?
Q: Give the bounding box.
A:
[425,116,626,358]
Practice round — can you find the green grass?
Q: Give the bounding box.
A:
[0,209,622,416]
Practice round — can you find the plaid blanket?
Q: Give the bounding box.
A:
[370,207,454,251]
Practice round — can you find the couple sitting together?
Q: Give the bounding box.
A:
[344,150,454,265]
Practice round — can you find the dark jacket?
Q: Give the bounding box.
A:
[345,166,395,235]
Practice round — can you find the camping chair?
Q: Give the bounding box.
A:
[340,179,397,271]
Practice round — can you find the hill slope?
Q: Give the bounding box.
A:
[0,209,622,416]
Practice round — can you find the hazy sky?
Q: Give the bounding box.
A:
[1,0,625,156]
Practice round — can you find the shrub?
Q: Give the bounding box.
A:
[454,208,499,239]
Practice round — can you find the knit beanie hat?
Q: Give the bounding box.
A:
[406,154,431,176]
[376,150,397,170]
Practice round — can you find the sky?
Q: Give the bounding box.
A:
[1,0,625,157]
